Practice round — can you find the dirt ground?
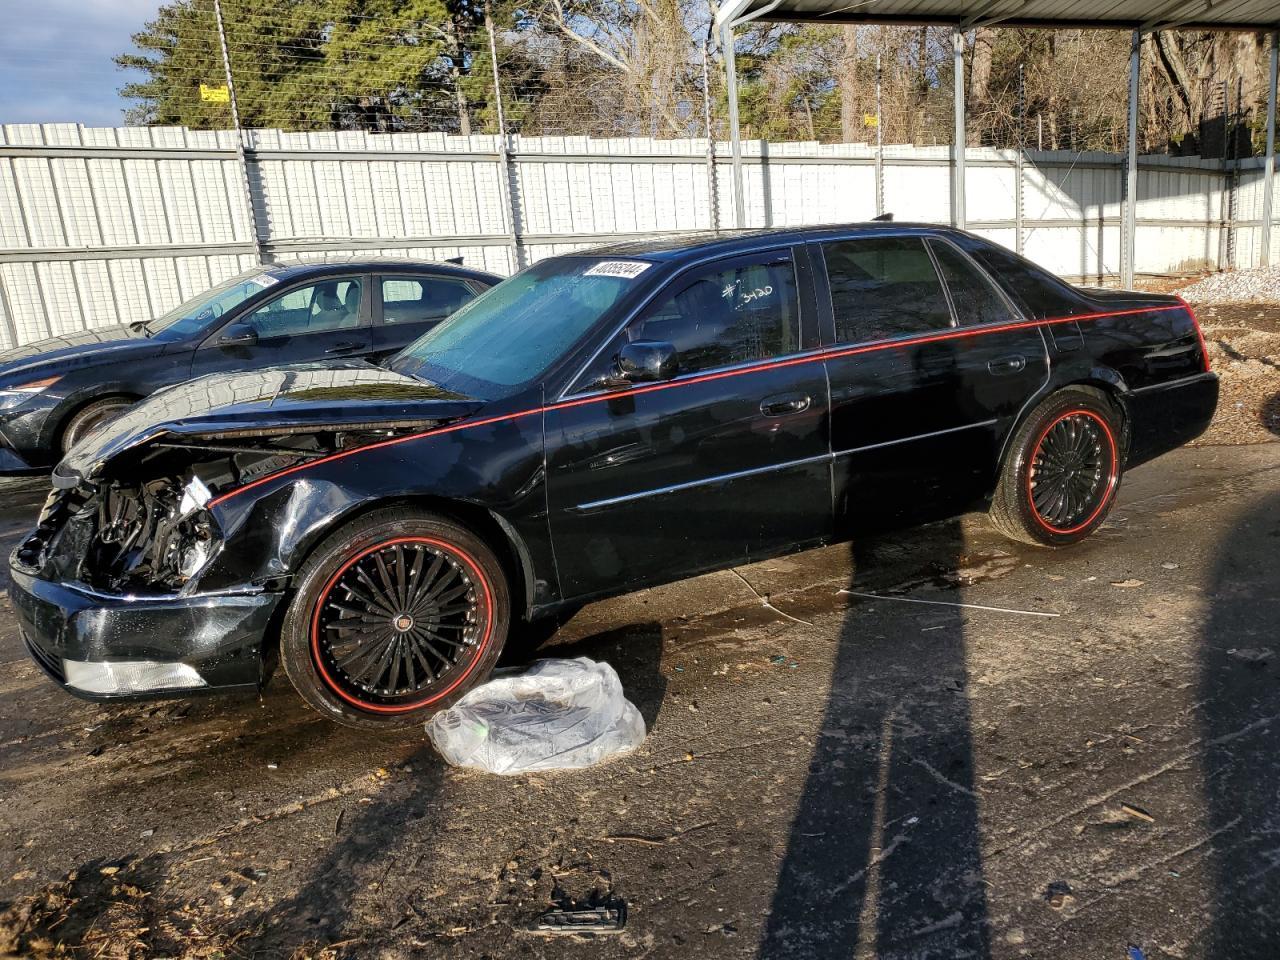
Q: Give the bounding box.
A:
[0,305,1276,960]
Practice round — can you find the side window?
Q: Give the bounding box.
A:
[626,255,799,377]
[954,238,1081,319]
[927,239,1016,327]
[381,276,477,324]
[822,237,952,343]
[245,279,363,337]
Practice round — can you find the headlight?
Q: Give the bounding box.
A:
[0,375,62,410]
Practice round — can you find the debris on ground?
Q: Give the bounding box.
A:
[1121,804,1156,824]
[425,658,645,774]
[530,898,627,936]
[1182,300,1278,445]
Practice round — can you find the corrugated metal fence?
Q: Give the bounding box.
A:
[0,122,1276,349]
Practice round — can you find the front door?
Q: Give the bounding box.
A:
[195,275,372,376]
[545,248,832,602]
[817,234,1049,533]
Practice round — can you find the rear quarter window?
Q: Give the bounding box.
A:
[953,237,1083,320]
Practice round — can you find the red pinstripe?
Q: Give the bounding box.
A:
[209,302,1188,509]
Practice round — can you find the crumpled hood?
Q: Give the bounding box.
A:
[0,325,150,380]
[58,360,484,481]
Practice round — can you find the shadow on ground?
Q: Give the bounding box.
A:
[1198,392,1280,958]
[762,517,991,958]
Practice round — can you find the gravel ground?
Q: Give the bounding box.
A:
[1176,265,1280,304]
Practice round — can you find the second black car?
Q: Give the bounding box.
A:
[0,258,497,471]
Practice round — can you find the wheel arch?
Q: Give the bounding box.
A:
[285,494,537,624]
[996,372,1132,478]
[47,388,144,451]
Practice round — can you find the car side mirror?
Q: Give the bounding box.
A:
[217,323,258,347]
[615,340,678,384]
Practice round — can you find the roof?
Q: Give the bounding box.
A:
[716,0,1280,30]
[264,257,500,282]
[572,222,957,262]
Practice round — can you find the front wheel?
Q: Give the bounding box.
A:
[280,508,510,730]
[61,397,133,454]
[990,388,1123,547]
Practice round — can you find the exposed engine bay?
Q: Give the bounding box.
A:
[15,423,430,594]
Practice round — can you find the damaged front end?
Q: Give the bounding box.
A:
[11,420,456,701]
[10,361,486,701]
[20,423,427,595]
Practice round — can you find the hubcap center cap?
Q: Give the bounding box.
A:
[392,614,415,633]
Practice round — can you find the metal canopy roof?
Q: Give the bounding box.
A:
[715,0,1280,31]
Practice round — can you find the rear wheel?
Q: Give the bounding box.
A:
[60,396,133,454]
[280,508,509,729]
[990,388,1123,547]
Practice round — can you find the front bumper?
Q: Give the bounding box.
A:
[10,562,284,702]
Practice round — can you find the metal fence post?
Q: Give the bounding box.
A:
[722,23,746,228]
[875,53,884,218]
[1016,63,1025,256]
[1260,30,1277,267]
[951,27,966,230]
[213,0,266,264]
[702,40,720,233]
[1121,29,1140,288]
[485,1,523,272]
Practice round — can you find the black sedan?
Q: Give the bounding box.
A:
[11,224,1217,728]
[0,258,498,471]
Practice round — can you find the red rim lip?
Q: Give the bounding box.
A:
[309,536,493,715]
[1026,408,1119,536]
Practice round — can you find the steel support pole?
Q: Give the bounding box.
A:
[951,27,966,230]
[702,40,720,232]
[485,1,523,271]
[213,0,265,264]
[1122,29,1140,288]
[1261,30,1278,267]
[875,53,884,218]
[722,23,746,228]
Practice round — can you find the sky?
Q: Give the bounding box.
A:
[0,0,160,126]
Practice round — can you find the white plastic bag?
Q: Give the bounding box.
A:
[425,657,646,774]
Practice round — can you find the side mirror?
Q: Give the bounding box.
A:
[217,323,258,347]
[616,340,678,383]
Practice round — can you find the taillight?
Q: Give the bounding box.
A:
[1176,295,1210,372]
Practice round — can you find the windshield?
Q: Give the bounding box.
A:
[387,257,650,398]
[146,269,281,339]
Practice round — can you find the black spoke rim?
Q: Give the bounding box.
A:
[313,539,485,708]
[1029,411,1114,532]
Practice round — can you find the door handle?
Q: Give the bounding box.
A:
[987,354,1027,375]
[325,341,364,355]
[760,393,811,417]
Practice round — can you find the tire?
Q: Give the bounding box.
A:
[60,397,134,454]
[990,388,1124,547]
[280,508,510,730]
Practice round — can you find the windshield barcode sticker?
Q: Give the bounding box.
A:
[249,274,279,287]
[584,260,651,279]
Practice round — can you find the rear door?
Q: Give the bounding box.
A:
[817,234,1048,534]
[371,274,485,361]
[545,246,832,601]
[195,275,372,376]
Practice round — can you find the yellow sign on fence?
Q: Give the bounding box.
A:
[863,113,879,128]
[200,83,230,104]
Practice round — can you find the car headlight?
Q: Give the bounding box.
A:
[0,375,62,410]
